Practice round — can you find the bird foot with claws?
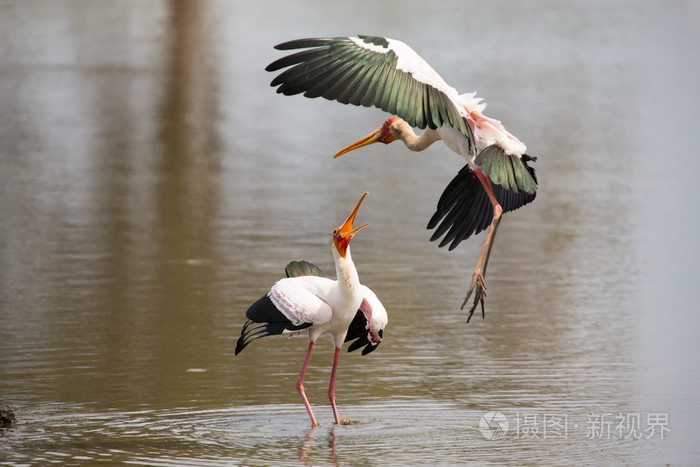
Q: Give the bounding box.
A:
[461,273,486,323]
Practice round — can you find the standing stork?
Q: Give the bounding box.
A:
[235,192,387,426]
[265,35,538,321]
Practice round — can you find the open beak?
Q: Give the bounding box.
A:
[334,126,383,158]
[333,192,369,257]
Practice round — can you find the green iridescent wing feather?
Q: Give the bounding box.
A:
[284,260,324,278]
[474,145,538,195]
[266,36,475,155]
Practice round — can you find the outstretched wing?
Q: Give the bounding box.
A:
[427,156,538,250]
[345,285,388,355]
[266,35,475,155]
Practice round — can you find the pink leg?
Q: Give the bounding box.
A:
[296,341,318,426]
[327,347,341,424]
[462,170,503,321]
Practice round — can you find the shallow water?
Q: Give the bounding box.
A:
[1,0,699,465]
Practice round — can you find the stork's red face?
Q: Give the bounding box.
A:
[333,192,369,258]
[334,118,399,158]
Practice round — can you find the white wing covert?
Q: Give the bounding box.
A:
[268,276,334,326]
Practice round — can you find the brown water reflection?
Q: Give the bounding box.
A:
[1,0,698,465]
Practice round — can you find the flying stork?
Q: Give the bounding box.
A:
[265,35,538,321]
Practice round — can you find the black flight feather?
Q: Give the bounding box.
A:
[344,312,383,355]
[235,294,313,355]
[235,261,322,355]
[427,158,537,250]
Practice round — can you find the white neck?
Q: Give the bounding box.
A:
[332,245,360,296]
[392,120,442,152]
